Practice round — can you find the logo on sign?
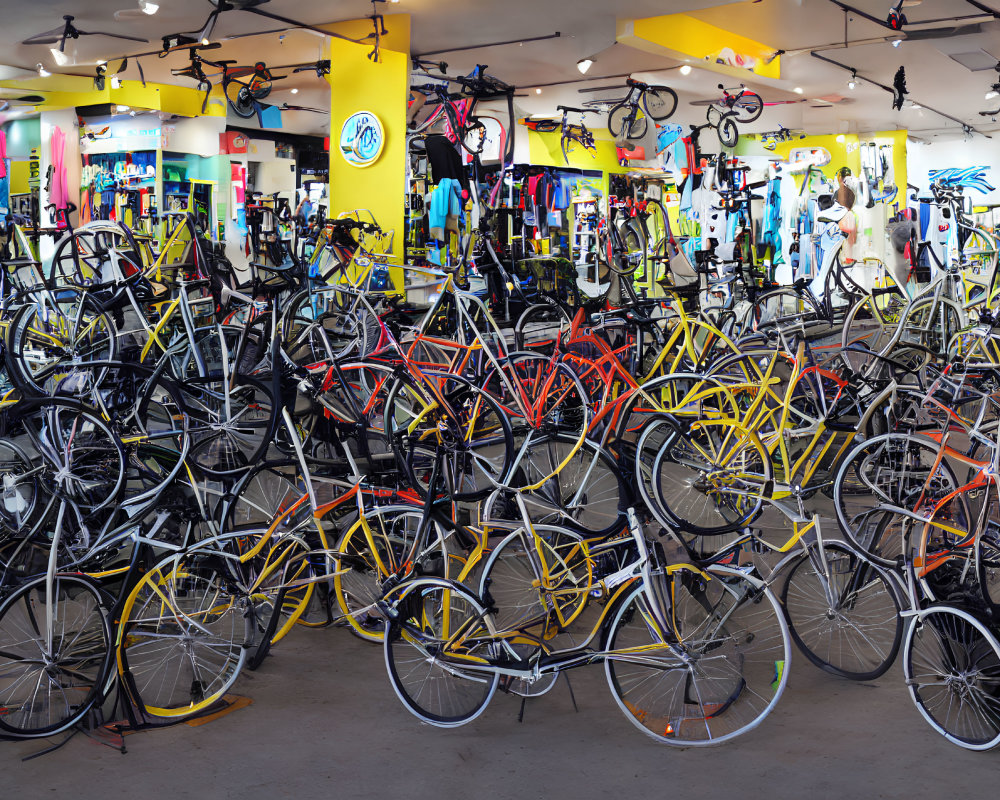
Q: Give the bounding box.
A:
[340,111,384,167]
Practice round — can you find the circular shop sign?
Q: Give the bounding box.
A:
[340,110,385,167]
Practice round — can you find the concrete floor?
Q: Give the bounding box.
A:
[4,619,999,798]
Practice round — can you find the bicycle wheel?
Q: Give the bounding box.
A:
[717,117,739,149]
[513,303,572,354]
[477,525,591,634]
[333,505,455,642]
[781,541,902,680]
[385,374,514,501]
[222,461,311,534]
[485,435,627,538]
[384,579,499,727]
[903,605,1000,750]
[178,374,277,476]
[731,91,763,123]
[620,218,648,278]
[613,373,741,472]
[0,574,113,737]
[18,399,126,518]
[225,78,257,118]
[606,565,790,746]
[608,102,647,141]
[117,548,250,719]
[0,438,43,543]
[833,434,966,568]
[840,292,905,374]
[481,351,589,445]
[643,86,678,120]
[6,290,118,396]
[649,417,772,536]
[893,296,964,358]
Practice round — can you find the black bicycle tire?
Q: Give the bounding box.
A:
[781,541,903,680]
[643,85,678,121]
[718,117,739,148]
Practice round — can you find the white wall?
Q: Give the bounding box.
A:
[907,137,1000,205]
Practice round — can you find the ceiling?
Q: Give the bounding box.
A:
[0,0,997,140]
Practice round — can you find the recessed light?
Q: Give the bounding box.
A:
[793,87,804,94]
[836,134,846,143]
[576,58,593,75]
[291,88,299,94]
[892,38,902,47]
[679,64,692,76]
[535,88,542,94]
[139,0,159,13]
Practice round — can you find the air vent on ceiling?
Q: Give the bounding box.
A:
[948,50,998,71]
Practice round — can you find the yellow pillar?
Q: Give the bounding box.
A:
[326,15,410,290]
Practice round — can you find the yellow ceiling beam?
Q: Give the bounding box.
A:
[619,13,780,81]
[0,75,226,118]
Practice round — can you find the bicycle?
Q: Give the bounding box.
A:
[600,78,678,142]
[521,106,598,164]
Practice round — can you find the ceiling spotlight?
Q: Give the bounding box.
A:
[291,88,299,94]
[836,134,846,143]
[679,64,692,76]
[793,87,804,94]
[892,37,902,47]
[848,70,857,90]
[576,58,594,75]
[116,104,130,112]
[986,89,999,100]
[36,63,50,77]
[390,0,400,3]
[50,48,69,66]
[535,88,542,94]
[139,0,159,14]
[110,76,121,89]
[201,38,211,46]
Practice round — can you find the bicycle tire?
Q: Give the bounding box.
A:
[0,574,113,737]
[483,435,627,538]
[225,78,257,118]
[117,548,250,719]
[903,605,1000,750]
[608,102,647,141]
[531,120,560,133]
[384,579,499,727]
[477,524,591,634]
[782,541,902,680]
[833,433,967,569]
[643,86,678,121]
[732,91,763,123]
[6,290,118,396]
[385,373,514,501]
[649,417,772,536]
[177,374,278,476]
[718,117,739,149]
[333,505,456,643]
[605,565,790,746]
[513,303,573,354]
